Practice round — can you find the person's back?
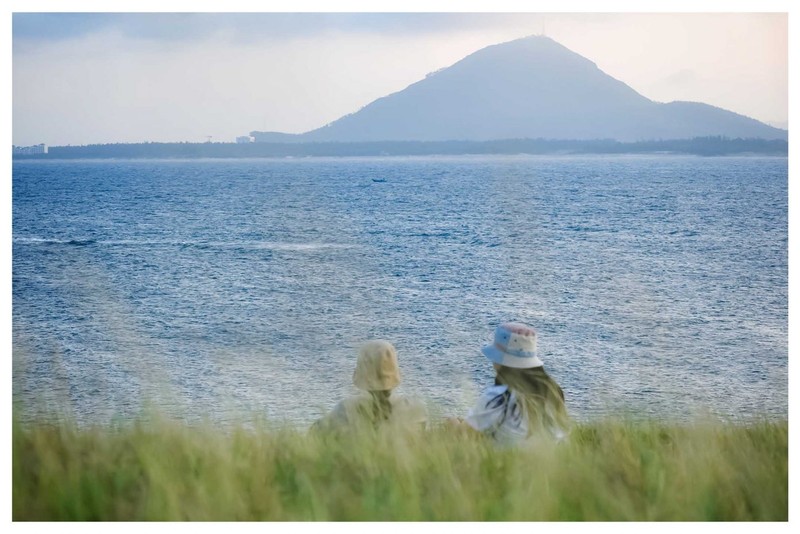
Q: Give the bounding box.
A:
[317,392,427,433]
[313,340,427,434]
[464,322,570,447]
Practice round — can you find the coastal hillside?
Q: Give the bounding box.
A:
[13,415,787,520]
[252,36,787,143]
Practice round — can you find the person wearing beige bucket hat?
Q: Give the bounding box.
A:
[453,322,570,446]
[313,340,427,432]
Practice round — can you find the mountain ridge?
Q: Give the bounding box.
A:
[252,36,786,143]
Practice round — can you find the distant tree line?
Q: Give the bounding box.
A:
[13,136,788,159]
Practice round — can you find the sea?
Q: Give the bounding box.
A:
[11,155,788,427]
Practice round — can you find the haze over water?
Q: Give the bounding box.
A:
[11,155,787,426]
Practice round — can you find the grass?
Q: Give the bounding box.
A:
[12,413,787,521]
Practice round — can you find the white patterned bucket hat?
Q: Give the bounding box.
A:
[481,322,544,369]
[353,340,401,391]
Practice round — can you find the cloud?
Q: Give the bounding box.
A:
[651,69,701,92]
[13,28,505,145]
[13,13,237,47]
[11,12,788,146]
[12,13,553,48]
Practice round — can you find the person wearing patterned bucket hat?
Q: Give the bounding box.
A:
[313,340,427,433]
[457,322,570,446]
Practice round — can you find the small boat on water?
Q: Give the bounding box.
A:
[372,178,387,183]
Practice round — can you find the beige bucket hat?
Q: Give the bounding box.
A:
[353,340,401,391]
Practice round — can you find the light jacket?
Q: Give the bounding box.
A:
[313,394,428,433]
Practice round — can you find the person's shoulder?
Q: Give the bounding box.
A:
[335,394,372,414]
[392,394,426,408]
[477,384,509,405]
[316,394,370,428]
[465,385,510,432]
[390,394,428,422]
[482,384,509,396]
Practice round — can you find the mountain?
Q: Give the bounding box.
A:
[252,36,787,143]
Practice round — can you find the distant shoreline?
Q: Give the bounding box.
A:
[12,136,788,160]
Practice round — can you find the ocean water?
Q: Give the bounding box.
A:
[12,155,788,426]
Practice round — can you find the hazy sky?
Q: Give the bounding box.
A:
[10,7,790,146]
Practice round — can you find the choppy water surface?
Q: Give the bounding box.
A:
[12,155,788,426]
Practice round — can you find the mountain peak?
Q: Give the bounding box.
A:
[254,37,786,143]
[454,34,597,71]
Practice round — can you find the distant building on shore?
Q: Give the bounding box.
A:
[236,136,254,144]
[13,144,48,155]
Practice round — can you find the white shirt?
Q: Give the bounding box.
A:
[466,385,568,446]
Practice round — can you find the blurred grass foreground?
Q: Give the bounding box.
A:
[13,414,787,521]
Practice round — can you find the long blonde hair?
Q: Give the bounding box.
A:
[494,366,569,434]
